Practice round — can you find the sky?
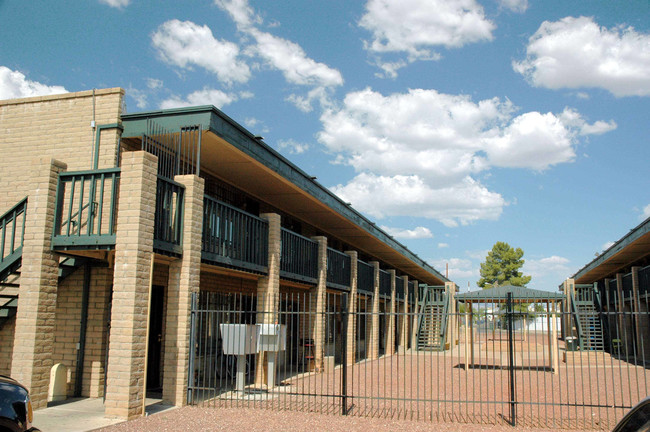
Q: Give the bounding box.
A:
[1,0,649,293]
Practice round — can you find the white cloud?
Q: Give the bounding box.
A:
[146,78,163,90]
[523,256,571,280]
[514,16,650,97]
[642,204,650,220]
[602,241,615,251]
[277,139,309,155]
[215,0,342,110]
[0,66,67,100]
[429,257,477,279]
[438,243,449,248]
[319,88,614,225]
[152,20,251,85]
[380,226,433,239]
[359,0,494,75]
[160,88,242,109]
[332,173,504,227]
[99,0,130,8]
[498,0,528,13]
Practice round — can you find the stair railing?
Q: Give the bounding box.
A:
[0,197,27,277]
[569,290,584,349]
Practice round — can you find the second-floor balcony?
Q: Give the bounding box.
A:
[50,165,419,300]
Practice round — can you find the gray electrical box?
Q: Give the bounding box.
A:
[220,324,258,356]
[257,323,287,352]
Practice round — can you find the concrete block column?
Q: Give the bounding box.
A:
[445,281,457,348]
[367,261,381,360]
[104,151,157,420]
[310,236,327,372]
[11,157,67,409]
[410,280,419,348]
[345,251,358,365]
[631,267,646,355]
[399,276,409,351]
[255,213,281,385]
[162,174,204,406]
[385,270,396,356]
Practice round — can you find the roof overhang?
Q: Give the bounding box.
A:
[571,217,650,284]
[121,105,448,285]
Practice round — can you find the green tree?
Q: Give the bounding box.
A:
[477,241,531,289]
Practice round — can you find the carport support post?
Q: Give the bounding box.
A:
[368,261,381,360]
[162,174,204,406]
[11,157,67,409]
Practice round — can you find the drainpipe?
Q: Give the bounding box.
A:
[74,262,91,397]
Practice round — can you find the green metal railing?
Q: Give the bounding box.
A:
[154,176,185,255]
[357,259,374,295]
[202,195,268,273]
[0,198,27,280]
[53,168,120,249]
[280,228,318,283]
[326,247,351,290]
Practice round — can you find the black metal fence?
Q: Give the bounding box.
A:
[187,290,650,430]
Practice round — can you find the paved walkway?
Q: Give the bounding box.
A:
[33,397,175,432]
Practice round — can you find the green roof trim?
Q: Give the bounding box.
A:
[571,216,650,282]
[121,105,448,284]
[456,284,564,302]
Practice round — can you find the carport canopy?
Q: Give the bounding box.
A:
[456,284,565,303]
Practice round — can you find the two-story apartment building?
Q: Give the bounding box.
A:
[0,88,451,420]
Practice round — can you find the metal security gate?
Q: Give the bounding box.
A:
[187,288,650,430]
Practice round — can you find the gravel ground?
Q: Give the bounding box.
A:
[97,405,602,432]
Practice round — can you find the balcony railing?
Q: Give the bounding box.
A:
[408,280,415,304]
[154,176,184,255]
[280,228,318,284]
[53,168,120,249]
[0,197,27,277]
[395,275,404,300]
[202,196,268,273]
[379,269,391,298]
[326,248,351,290]
[357,260,374,295]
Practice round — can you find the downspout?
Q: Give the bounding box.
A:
[74,262,92,397]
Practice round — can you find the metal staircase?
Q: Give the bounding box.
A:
[571,284,604,351]
[417,286,449,351]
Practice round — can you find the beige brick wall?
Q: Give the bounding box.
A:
[0,88,124,214]
[52,265,113,398]
[0,316,15,374]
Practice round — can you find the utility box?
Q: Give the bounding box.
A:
[257,324,287,352]
[220,324,258,355]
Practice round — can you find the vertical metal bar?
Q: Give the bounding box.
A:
[341,292,348,415]
[187,292,197,405]
[66,178,76,236]
[507,292,516,426]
